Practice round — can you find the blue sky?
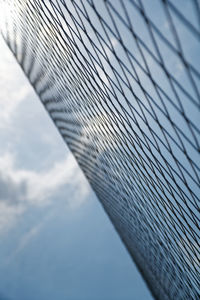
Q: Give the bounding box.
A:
[0,36,153,300]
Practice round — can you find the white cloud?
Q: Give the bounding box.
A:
[0,36,33,127]
[4,217,48,264]
[0,202,25,236]
[0,151,89,234]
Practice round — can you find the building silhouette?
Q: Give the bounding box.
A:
[1,1,199,299]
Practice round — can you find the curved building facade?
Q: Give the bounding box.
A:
[1,1,199,299]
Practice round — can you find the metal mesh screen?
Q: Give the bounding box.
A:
[1,0,200,299]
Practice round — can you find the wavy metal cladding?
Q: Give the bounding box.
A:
[1,0,200,299]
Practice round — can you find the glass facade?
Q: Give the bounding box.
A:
[1,1,199,298]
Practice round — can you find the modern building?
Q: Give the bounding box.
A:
[1,1,199,299]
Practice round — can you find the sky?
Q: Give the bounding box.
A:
[0,35,153,300]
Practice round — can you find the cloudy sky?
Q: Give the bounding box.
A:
[0,36,153,300]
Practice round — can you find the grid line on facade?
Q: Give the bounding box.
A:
[1,0,199,299]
